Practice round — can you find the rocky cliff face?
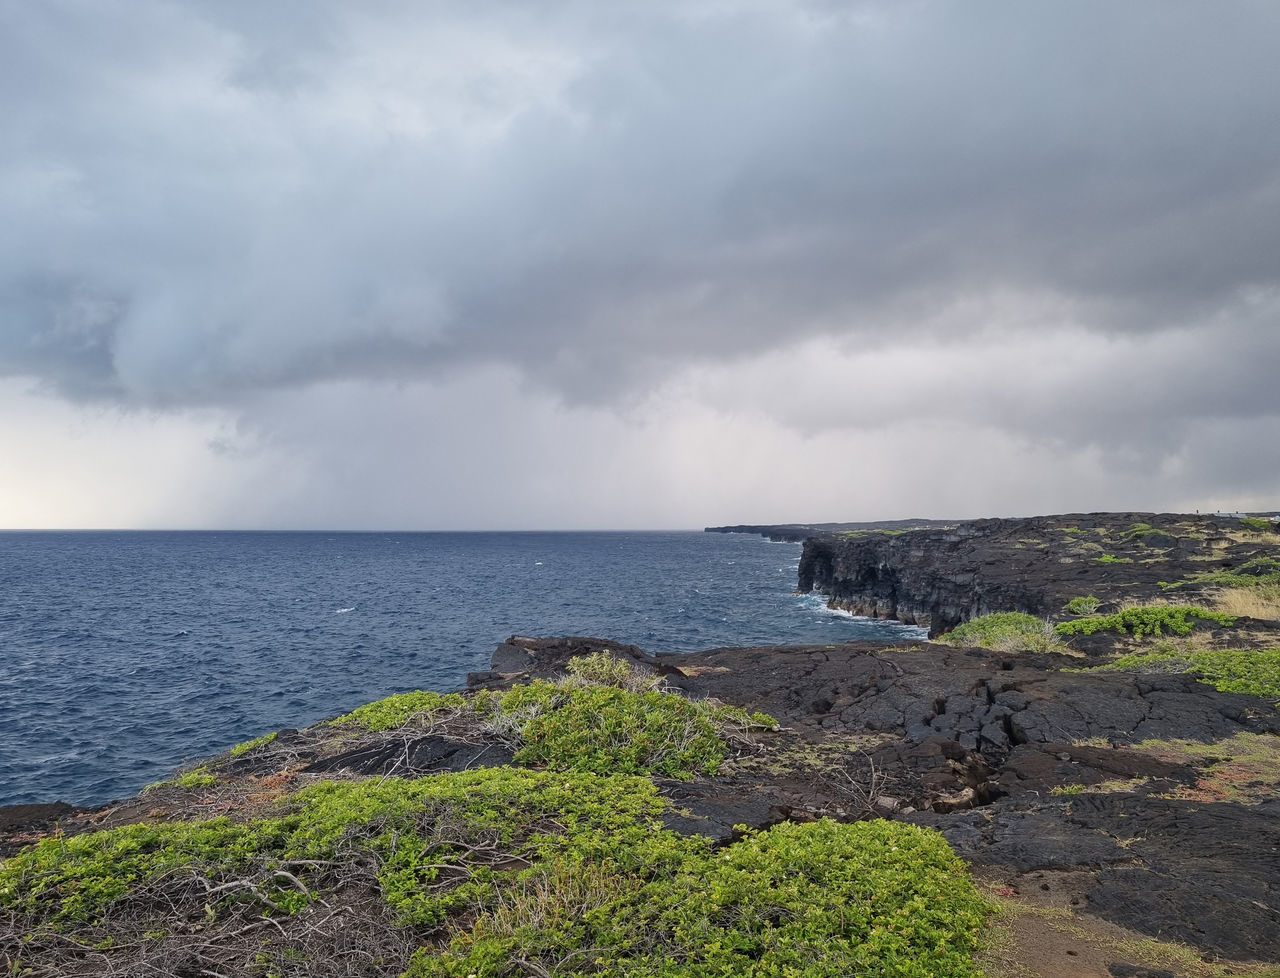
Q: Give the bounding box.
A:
[797,526,1039,636]
[796,512,1265,637]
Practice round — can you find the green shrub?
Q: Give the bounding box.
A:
[173,768,218,789]
[1055,606,1234,639]
[2,772,991,978]
[1064,595,1102,616]
[1083,648,1193,675]
[564,648,664,692]
[0,769,666,931]
[498,679,770,779]
[1050,784,1086,795]
[329,666,773,781]
[328,689,479,731]
[408,818,991,978]
[939,612,1060,652]
[1093,553,1132,564]
[1083,647,1280,704]
[1184,647,1280,701]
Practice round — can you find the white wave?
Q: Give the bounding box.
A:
[334,607,355,614]
[796,594,928,636]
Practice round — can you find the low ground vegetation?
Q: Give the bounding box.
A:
[1132,731,1280,804]
[937,613,1062,653]
[143,766,218,792]
[1055,605,1235,639]
[1055,729,1280,805]
[229,732,278,757]
[979,891,1280,978]
[0,653,993,978]
[1239,517,1279,535]
[411,816,990,978]
[1212,583,1280,620]
[329,661,775,781]
[1162,556,1280,592]
[1063,595,1102,615]
[1081,645,1280,703]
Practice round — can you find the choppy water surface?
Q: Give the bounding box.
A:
[0,531,922,806]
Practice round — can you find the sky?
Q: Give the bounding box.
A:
[2,0,1278,529]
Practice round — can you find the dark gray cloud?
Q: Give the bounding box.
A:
[6,2,1279,395]
[2,1,1278,525]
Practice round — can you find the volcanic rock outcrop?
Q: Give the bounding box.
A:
[476,632,1280,966]
[792,512,1273,636]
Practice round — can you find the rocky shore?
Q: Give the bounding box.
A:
[4,512,1279,977]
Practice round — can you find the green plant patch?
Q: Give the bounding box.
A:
[1129,731,1280,804]
[329,659,775,780]
[409,818,992,978]
[144,766,218,792]
[1161,556,1280,591]
[838,528,915,539]
[1055,606,1234,639]
[498,679,772,779]
[563,648,662,690]
[1184,647,1280,702]
[938,612,1059,652]
[329,689,481,731]
[2,772,990,978]
[1078,648,1192,675]
[1239,517,1279,534]
[1080,647,1280,703]
[0,816,262,926]
[0,769,667,933]
[1064,595,1102,616]
[229,731,277,756]
[1093,553,1132,564]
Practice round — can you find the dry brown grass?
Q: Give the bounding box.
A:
[978,892,1280,978]
[1211,584,1280,621]
[1218,525,1280,547]
[1112,594,1178,612]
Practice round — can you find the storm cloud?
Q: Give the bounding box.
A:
[2,1,1278,527]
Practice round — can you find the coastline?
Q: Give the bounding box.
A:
[4,512,1280,976]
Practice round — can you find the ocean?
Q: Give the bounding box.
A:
[0,530,923,807]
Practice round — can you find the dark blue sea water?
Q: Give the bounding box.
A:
[0,531,923,807]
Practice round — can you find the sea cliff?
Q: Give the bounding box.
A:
[792,512,1273,636]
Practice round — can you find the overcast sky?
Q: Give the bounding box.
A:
[2,1,1278,529]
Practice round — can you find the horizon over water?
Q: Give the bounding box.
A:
[0,530,924,808]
